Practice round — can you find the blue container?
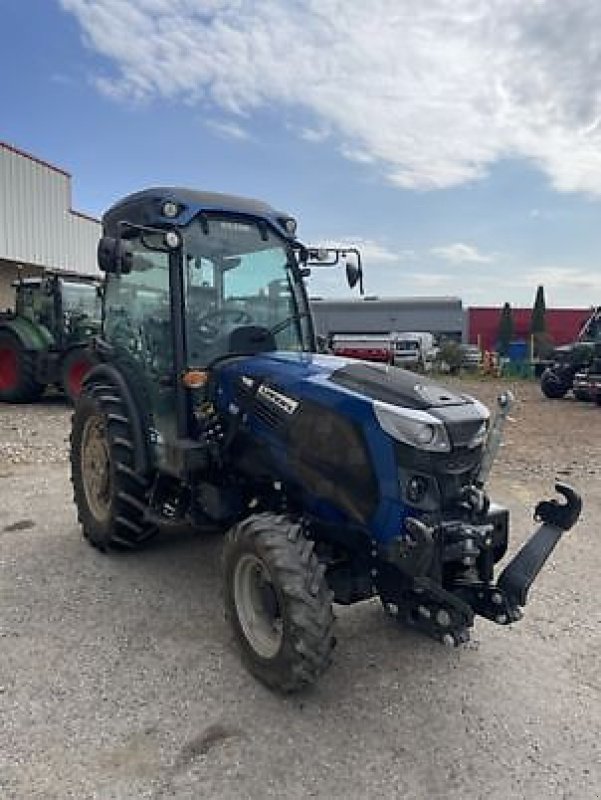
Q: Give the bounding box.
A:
[507,340,528,362]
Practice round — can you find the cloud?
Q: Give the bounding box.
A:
[205,118,251,141]
[300,126,330,144]
[431,243,494,264]
[522,265,601,296]
[61,0,601,196]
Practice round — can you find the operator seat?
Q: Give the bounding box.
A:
[225,325,277,356]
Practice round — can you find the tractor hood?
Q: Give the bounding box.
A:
[214,352,488,449]
[326,359,489,448]
[327,360,469,410]
[219,352,472,408]
[550,341,595,365]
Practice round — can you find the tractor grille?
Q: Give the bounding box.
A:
[395,441,482,511]
[253,396,286,430]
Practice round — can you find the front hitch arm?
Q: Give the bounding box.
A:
[496,482,582,609]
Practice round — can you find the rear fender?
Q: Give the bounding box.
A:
[0,317,55,351]
[82,363,152,476]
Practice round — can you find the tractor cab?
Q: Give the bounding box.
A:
[96,188,361,472]
[578,307,601,343]
[14,274,101,348]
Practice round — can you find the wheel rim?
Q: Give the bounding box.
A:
[233,553,284,659]
[81,414,112,523]
[0,345,18,391]
[68,359,90,398]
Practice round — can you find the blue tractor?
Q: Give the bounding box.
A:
[70,188,581,692]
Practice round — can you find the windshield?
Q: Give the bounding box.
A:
[61,281,101,321]
[183,215,312,365]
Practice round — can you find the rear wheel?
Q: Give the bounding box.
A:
[0,331,45,403]
[573,389,591,402]
[61,348,96,403]
[540,368,570,399]
[223,513,335,692]
[70,377,157,550]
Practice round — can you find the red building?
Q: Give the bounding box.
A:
[468,307,593,352]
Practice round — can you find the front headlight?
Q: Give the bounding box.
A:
[465,399,490,448]
[373,400,451,452]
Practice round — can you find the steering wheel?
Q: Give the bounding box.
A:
[195,308,253,337]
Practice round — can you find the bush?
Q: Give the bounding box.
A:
[437,341,463,374]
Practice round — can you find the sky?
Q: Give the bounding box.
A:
[1,0,601,307]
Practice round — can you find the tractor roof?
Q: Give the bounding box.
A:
[12,273,100,288]
[102,186,295,238]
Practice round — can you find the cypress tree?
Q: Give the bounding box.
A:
[531,285,546,335]
[498,302,514,356]
[531,285,552,357]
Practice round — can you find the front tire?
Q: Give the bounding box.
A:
[540,367,570,399]
[70,378,157,550]
[223,513,335,692]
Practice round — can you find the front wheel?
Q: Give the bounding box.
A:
[540,367,570,399]
[223,513,335,692]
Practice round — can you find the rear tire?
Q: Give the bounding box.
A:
[540,368,570,399]
[223,513,335,692]
[70,377,157,550]
[61,348,97,403]
[0,331,45,403]
[573,389,591,402]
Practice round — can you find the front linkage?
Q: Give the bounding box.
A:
[378,483,581,646]
[377,392,582,646]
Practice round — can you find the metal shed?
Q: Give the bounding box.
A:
[310,296,466,342]
[0,141,100,309]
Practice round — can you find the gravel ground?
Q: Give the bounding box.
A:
[1,379,600,799]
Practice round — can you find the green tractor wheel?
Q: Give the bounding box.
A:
[222,513,335,692]
[70,378,157,550]
[0,331,45,403]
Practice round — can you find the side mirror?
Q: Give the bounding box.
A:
[344,251,364,293]
[97,236,133,275]
[297,244,364,293]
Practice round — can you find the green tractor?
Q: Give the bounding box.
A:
[70,187,580,692]
[0,272,101,403]
[539,307,601,399]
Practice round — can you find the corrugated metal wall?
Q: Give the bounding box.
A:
[0,144,100,275]
[311,297,465,340]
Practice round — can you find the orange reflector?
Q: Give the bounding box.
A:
[182,370,208,389]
